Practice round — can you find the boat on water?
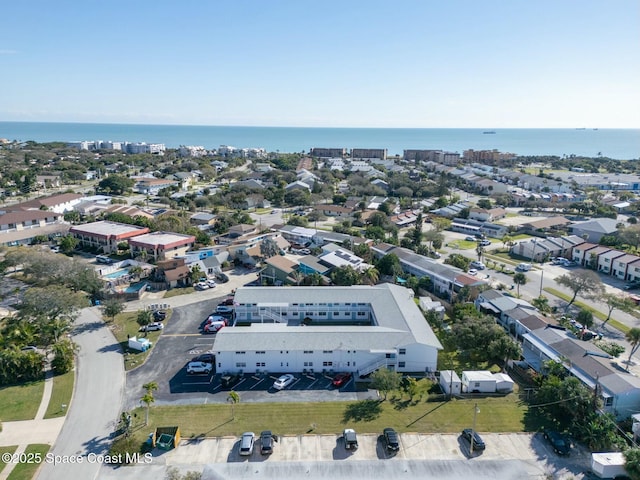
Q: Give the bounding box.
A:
[482,131,496,134]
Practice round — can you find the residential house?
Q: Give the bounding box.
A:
[155,257,191,289]
[450,217,508,239]
[572,242,599,266]
[597,250,625,274]
[6,192,82,214]
[0,210,68,246]
[580,246,612,269]
[468,207,507,222]
[521,217,571,235]
[285,180,312,193]
[259,255,299,285]
[614,255,640,281]
[313,204,354,218]
[569,218,619,243]
[134,177,180,195]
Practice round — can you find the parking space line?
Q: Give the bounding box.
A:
[163,333,202,337]
[307,378,319,389]
[249,378,266,390]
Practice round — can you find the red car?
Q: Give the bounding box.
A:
[332,372,352,387]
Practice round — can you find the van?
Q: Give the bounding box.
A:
[96,255,113,265]
[516,263,532,271]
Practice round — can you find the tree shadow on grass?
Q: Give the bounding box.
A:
[342,399,383,423]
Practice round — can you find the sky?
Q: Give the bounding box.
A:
[1,0,639,128]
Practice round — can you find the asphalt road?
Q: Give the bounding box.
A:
[36,307,125,480]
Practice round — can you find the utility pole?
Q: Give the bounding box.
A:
[539,269,544,297]
[471,403,480,454]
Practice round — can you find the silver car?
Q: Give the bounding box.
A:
[239,432,255,456]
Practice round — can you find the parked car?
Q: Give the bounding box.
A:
[219,297,235,306]
[221,374,242,389]
[383,427,400,453]
[461,428,486,451]
[216,305,234,314]
[260,430,276,455]
[206,315,228,325]
[470,261,485,270]
[96,255,113,265]
[216,272,230,283]
[479,240,491,247]
[204,321,225,333]
[332,372,352,388]
[186,361,212,375]
[468,269,478,276]
[206,279,217,288]
[195,281,209,290]
[299,248,311,255]
[139,322,164,332]
[193,353,214,363]
[343,428,358,450]
[516,263,532,272]
[543,430,570,455]
[273,374,295,390]
[624,281,640,291]
[465,236,476,242]
[239,432,255,456]
[153,310,167,321]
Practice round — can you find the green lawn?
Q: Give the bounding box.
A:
[0,446,17,474]
[6,444,49,480]
[448,240,477,250]
[163,287,195,298]
[44,369,75,419]
[110,311,167,371]
[0,379,44,422]
[126,394,529,445]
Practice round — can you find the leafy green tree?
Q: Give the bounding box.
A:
[370,368,401,401]
[488,336,522,368]
[51,339,78,374]
[576,309,594,331]
[136,310,153,336]
[477,199,492,209]
[102,299,125,323]
[97,175,135,195]
[58,234,79,254]
[532,295,551,314]
[330,265,361,286]
[227,390,240,419]
[361,266,380,286]
[555,269,604,310]
[444,253,472,272]
[260,238,280,259]
[624,448,640,480]
[535,376,595,430]
[376,254,402,276]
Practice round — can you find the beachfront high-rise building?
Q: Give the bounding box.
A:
[310,147,347,158]
[350,148,387,160]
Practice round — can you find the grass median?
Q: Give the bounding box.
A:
[0,446,17,474]
[110,311,166,371]
[127,394,529,445]
[44,369,75,419]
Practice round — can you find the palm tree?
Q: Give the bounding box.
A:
[361,266,380,286]
[141,381,158,426]
[625,327,640,372]
[513,272,528,297]
[227,390,240,419]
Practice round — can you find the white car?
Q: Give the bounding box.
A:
[186,361,212,375]
[239,432,255,456]
[216,305,234,314]
[470,261,485,270]
[468,269,478,276]
[273,374,295,390]
[139,322,164,332]
[195,281,209,290]
[206,279,217,288]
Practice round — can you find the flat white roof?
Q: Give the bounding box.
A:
[70,221,146,237]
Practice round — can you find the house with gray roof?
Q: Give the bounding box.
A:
[215,284,443,376]
[523,326,640,420]
[569,218,619,243]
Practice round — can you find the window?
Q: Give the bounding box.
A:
[398,362,406,368]
[323,350,333,354]
[323,361,333,367]
[474,382,480,387]
[399,348,406,355]
[256,351,265,355]
[304,361,313,367]
[319,312,327,316]
[304,350,314,354]
[357,312,366,316]
[256,362,265,367]
[604,397,613,407]
[235,362,246,368]
[235,351,246,355]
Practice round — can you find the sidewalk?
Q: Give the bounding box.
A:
[0,365,64,479]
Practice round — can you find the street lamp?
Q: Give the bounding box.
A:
[470,403,480,454]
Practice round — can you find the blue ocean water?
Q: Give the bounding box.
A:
[0,121,638,160]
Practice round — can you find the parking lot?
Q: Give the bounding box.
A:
[98,432,593,480]
[124,289,373,410]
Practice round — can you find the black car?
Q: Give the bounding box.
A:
[260,430,277,455]
[383,427,400,453]
[543,430,570,455]
[343,429,358,450]
[216,272,230,283]
[193,353,215,364]
[461,428,485,451]
[153,310,167,321]
[221,374,241,389]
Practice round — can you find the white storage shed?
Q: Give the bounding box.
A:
[493,372,515,393]
[590,452,627,479]
[462,370,497,393]
[439,370,462,396]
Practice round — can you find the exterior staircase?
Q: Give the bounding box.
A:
[357,357,391,377]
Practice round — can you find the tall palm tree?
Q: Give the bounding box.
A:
[513,272,528,297]
[141,381,158,426]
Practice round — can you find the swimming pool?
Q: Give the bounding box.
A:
[104,269,130,279]
[125,282,148,293]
